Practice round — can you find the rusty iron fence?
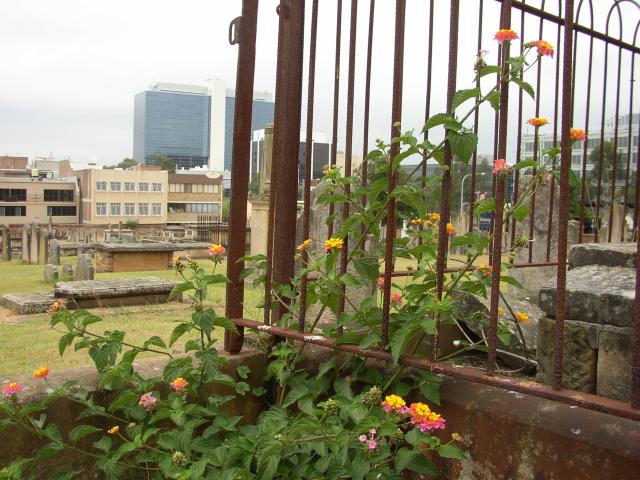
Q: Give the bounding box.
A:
[222,0,640,421]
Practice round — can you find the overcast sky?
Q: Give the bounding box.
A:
[1,0,638,166]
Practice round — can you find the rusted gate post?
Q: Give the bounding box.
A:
[552,0,574,390]
[224,0,259,354]
[271,0,305,324]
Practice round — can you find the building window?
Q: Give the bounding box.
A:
[96,202,107,216]
[138,182,149,192]
[0,189,26,202]
[125,182,135,192]
[168,203,221,214]
[0,206,26,216]
[213,184,219,194]
[110,181,121,192]
[110,203,121,216]
[47,206,76,216]
[124,203,135,216]
[184,184,192,193]
[138,203,149,216]
[44,189,74,202]
[169,183,185,193]
[96,181,107,191]
[152,203,162,216]
[152,183,163,192]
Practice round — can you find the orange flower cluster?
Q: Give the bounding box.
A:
[493,159,511,176]
[569,128,587,141]
[208,244,226,257]
[477,264,492,277]
[325,237,344,252]
[532,40,554,57]
[48,299,65,313]
[515,312,529,323]
[170,377,189,392]
[34,366,50,380]
[527,117,549,128]
[494,29,519,43]
[296,239,311,251]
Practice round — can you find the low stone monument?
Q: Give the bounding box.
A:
[249,123,274,256]
[49,239,61,265]
[536,243,635,401]
[44,264,59,283]
[62,263,75,281]
[1,226,10,261]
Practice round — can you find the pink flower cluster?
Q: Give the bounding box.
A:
[2,382,23,398]
[139,392,157,411]
[358,428,378,450]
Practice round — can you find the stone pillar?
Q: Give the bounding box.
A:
[50,239,61,265]
[1,226,9,261]
[249,198,270,256]
[39,229,48,265]
[21,226,29,263]
[29,223,39,264]
[260,123,274,195]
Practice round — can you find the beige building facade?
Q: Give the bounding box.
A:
[0,177,78,225]
[167,173,223,223]
[75,165,168,225]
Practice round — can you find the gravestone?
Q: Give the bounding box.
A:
[44,264,59,283]
[29,223,39,265]
[21,226,29,263]
[76,254,95,281]
[50,239,61,265]
[62,263,75,281]
[1,225,9,261]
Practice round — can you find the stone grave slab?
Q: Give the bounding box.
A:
[0,292,55,314]
[568,242,636,270]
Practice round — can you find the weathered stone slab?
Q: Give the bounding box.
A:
[49,239,61,265]
[597,325,633,402]
[43,264,59,283]
[62,263,74,281]
[0,292,55,314]
[569,242,636,270]
[536,316,598,393]
[453,291,541,369]
[539,265,635,327]
[54,277,178,299]
[75,253,94,281]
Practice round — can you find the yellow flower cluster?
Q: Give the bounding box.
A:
[446,223,456,235]
[107,426,120,435]
[325,237,344,252]
[382,394,406,413]
[297,239,311,251]
[515,312,529,323]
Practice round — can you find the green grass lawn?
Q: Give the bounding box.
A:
[0,258,265,376]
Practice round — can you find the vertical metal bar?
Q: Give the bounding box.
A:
[264,130,278,325]
[608,43,623,243]
[633,229,640,408]
[595,36,609,244]
[224,0,259,354]
[381,0,405,351]
[271,0,305,324]
[361,0,375,211]
[298,0,319,332]
[622,49,635,242]
[421,0,435,245]
[337,0,358,323]
[469,0,484,233]
[328,0,343,240]
[432,0,459,360]
[553,0,575,390]
[510,5,525,245]
[486,0,511,376]
[545,14,563,261]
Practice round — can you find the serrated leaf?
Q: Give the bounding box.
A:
[478,65,502,78]
[353,258,380,281]
[515,159,538,171]
[447,131,478,164]
[487,90,501,112]
[143,335,166,349]
[423,113,455,131]
[169,322,191,346]
[395,447,439,475]
[511,77,535,99]
[511,203,530,221]
[339,272,361,287]
[168,282,194,301]
[213,316,239,334]
[437,443,467,460]
[68,425,101,443]
[474,197,496,215]
[451,87,480,111]
[236,365,251,379]
[58,333,75,356]
[389,321,422,365]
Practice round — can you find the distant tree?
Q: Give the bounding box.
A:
[589,141,627,185]
[154,154,176,173]
[106,158,138,169]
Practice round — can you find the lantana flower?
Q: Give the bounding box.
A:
[390,292,403,308]
[325,237,344,252]
[494,29,519,43]
[107,426,120,435]
[515,312,529,323]
[529,40,554,57]
[376,277,385,291]
[48,299,65,313]
[2,382,23,398]
[382,394,406,413]
[452,432,462,442]
[170,377,189,392]
[407,402,446,432]
[477,264,492,277]
[493,158,511,176]
[527,117,549,128]
[409,218,423,226]
[446,223,456,235]
[428,212,440,222]
[296,239,311,251]
[33,366,50,380]
[208,244,226,257]
[138,392,158,411]
[569,128,587,142]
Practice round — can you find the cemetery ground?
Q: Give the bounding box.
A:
[0,254,491,376]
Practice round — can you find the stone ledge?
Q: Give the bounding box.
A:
[54,277,178,299]
[91,242,179,253]
[569,242,636,270]
[539,265,635,327]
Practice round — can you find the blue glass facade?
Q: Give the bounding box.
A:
[133,91,211,170]
[224,97,275,171]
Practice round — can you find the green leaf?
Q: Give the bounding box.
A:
[168,282,195,301]
[487,90,501,112]
[143,335,166,349]
[447,131,478,164]
[500,275,524,289]
[335,330,363,345]
[58,333,75,356]
[212,316,239,334]
[353,258,380,281]
[92,436,112,452]
[511,77,535,99]
[257,443,281,480]
[418,381,441,406]
[423,113,455,132]
[478,65,502,78]
[236,365,251,379]
[204,274,228,285]
[395,447,439,475]
[474,197,496,215]
[451,87,480,111]
[339,272,361,287]
[49,471,80,480]
[389,321,422,365]
[511,203,530,222]
[169,322,191,346]
[351,458,370,480]
[437,443,467,460]
[68,425,101,443]
[515,159,538,171]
